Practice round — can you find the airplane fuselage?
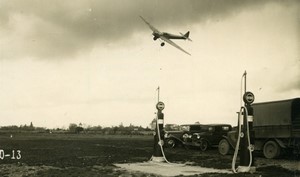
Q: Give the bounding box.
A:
[162,32,186,40]
[152,32,185,40]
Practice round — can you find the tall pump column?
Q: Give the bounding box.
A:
[151,101,166,162]
[240,92,255,170]
[232,71,256,173]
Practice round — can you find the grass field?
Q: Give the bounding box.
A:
[0,133,299,177]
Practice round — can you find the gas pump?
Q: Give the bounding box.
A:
[232,72,256,173]
[239,92,255,172]
[149,88,186,166]
[151,101,166,162]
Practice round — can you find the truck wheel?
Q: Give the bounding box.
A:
[218,139,230,155]
[166,139,176,148]
[200,140,209,151]
[263,140,281,159]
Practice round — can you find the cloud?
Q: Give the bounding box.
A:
[1,0,298,59]
[276,63,300,92]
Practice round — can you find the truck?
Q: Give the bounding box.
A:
[218,98,300,159]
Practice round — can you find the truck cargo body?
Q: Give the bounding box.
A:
[253,98,300,139]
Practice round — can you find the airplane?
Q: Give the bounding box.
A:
[140,16,192,56]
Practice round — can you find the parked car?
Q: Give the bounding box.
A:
[190,124,232,151]
[164,123,207,148]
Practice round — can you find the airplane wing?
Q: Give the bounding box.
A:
[139,16,160,33]
[160,36,191,56]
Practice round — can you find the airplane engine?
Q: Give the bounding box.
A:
[153,36,158,41]
[161,42,165,47]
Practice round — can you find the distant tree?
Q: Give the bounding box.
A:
[145,126,151,131]
[75,126,84,134]
[102,127,112,134]
[91,125,102,131]
[0,125,18,130]
[68,123,77,133]
[28,122,35,130]
[113,126,118,134]
[35,127,46,132]
[95,125,102,130]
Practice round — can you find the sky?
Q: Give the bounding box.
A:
[0,0,299,129]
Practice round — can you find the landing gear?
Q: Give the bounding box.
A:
[161,42,165,47]
[153,36,158,41]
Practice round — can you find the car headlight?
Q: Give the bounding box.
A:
[164,133,169,138]
[182,134,189,139]
[197,134,201,139]
[183,134,192,139]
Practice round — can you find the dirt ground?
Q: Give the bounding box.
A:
[0,133,299,177]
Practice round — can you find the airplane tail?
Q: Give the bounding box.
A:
[180,31,192,41]
[184,31,190,38]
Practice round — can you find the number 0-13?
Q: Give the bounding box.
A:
[0,149,22,160]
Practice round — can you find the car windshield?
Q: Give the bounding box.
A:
[222,126,230,131]
[179,124,208,132]
[180,125,190,131]
[164,124,180,131]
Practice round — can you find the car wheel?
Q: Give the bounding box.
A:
[200,140,209,151]
[166,139,176,148]
[263,140,281,159]
[218,139,230,155]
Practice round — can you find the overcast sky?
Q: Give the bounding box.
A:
[0,0,299,128]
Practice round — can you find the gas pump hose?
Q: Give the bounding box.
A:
[149,114,185,166]
[231,107,253,173]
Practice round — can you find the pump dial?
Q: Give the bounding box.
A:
[243,92,255,104]
[156,101,165,110]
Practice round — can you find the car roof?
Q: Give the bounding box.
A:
[180,124,231,126]
[180,124,203,126]
[205,124,232,127]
